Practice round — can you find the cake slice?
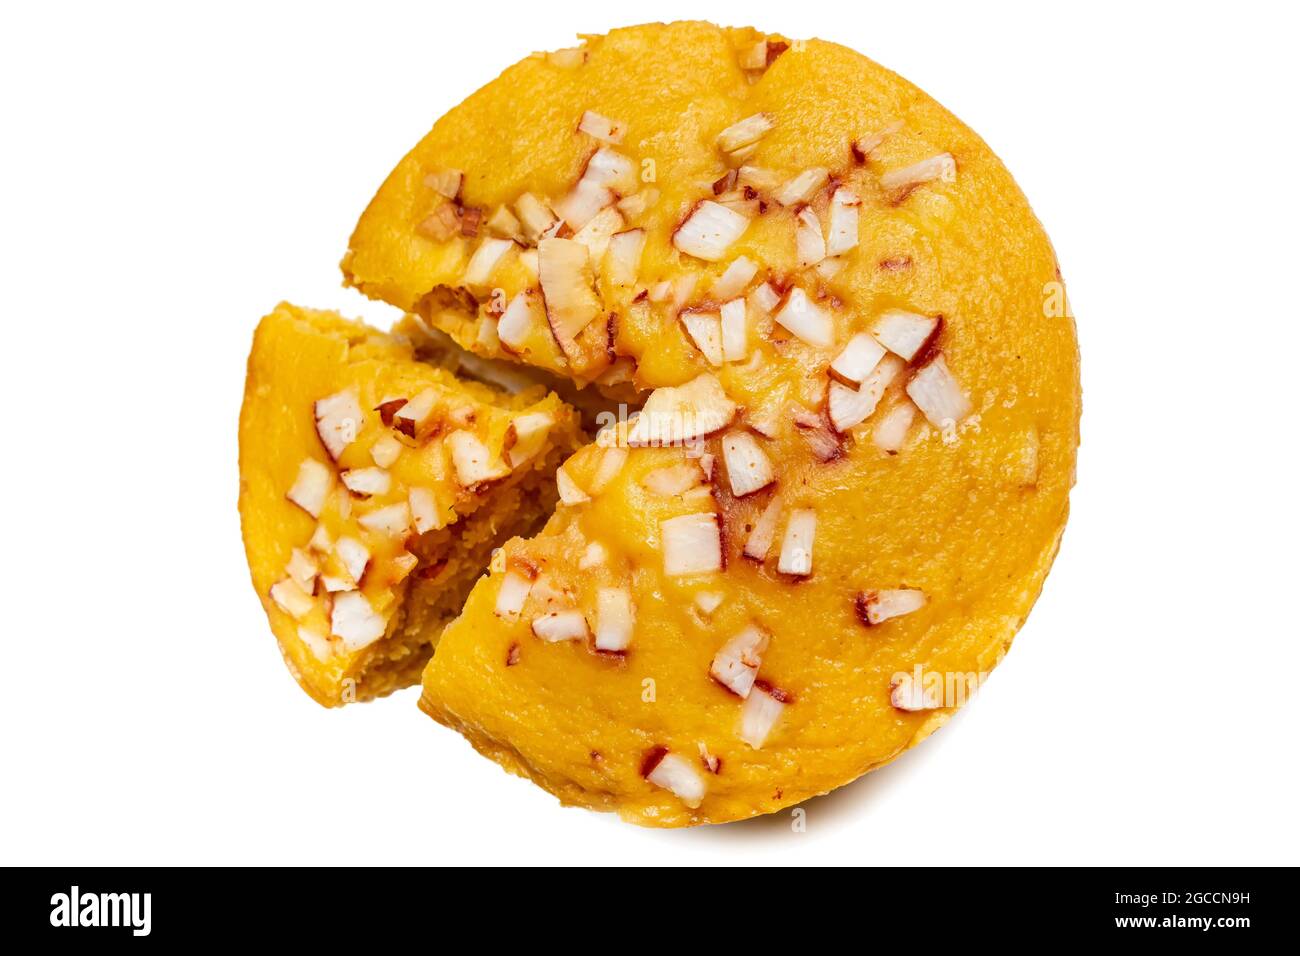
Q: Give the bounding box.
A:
[238,303,582,705]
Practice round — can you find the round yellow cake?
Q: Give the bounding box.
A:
[339,21,1079,825]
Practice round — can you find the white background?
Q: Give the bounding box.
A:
[3,1,1296,866]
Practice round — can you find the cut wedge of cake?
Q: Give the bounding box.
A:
[238,303,582,705]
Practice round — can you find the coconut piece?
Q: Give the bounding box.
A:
[717,113,774,156]
[538,237,603,357]
[287,458,332,518]
[644,750,706,808]
[906,356,971,427]
[572,206,625,260]
[594,587,635,652]
[880,153,957,192]
[604,229,645,288]
[773,287,833,348]
[334,536,370,584]
[330,591,386,652]
[423,168,462,200]
[463,237,515,288]
[873,402,917,453]
[270,578,314,620]
[740,682,788,748]
[711,257,758,300]
[341,467,390,498]
[661,512,723,576]
[672,201,751,262]
[795,206,826,267]
[578,110,626,144]
[626,373,737,446]
[680,309,724,366]
[872,310,941,362]
[709,625,769,698]
[829,332,887,387]
[773,168,829,207]
[825,187,860,256]
[777,508,815,576]
[531,609,590,643]
[497,290,542,351]
[721,432,776,497]
[447,430,511,488]
[718,298,749,362]
[314,388,364,461]
[857,588,927,626]
[743,494,783,561]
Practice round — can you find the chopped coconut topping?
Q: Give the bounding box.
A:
[357,502,411,538]
[720,298,748,362]
[777,508,816,576]
[906,355,971,428]
[594,587,634,652]
[795,206,826,267]
[721,431,776,497]
[341,467,390,497]
[515,193,559,244]
[588,446,629,494]
[538,237,602,357]
[423,168,463,200]
[531,609,590,643]
[872,402,916,454]
[828,354,906,432]
[710,625,770,698]
[642,462,703,496]
[825,188,860,256]
[370,434,403,469]
[555,465,590,505]
[740,682,788,748]
[285,548,319,594]
[297,625,334,662]
[872,310,941,362]
[578,110,626,144]
[644,750,706,808]
[604,229,645,287]
[408,486,440,534]
[626,373,737,446]
[572,206,624,260]
[774,167,829,207]
[287,458,332,518]
[394,389,436,436]
[330,591,386,652]
[712,257,758,300]
[661,512,723,576]
[717,113,774,156]
[672,200,751,262]
[890,670,941,711]
[773,287,833,348]
[880,153,957,192]
[680,309,724,366]
[497,290,542,351]
[743,494,783,561]
[270,578,314,619]
[695,591,724,616]
[447,430,509,488]
[494,571,533,621]
[335,535,370,584]
[579,541,607,569]
[857,588,927,626]
[463,236,515,288]
[314,389,364,461]
[829,332,887,387]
